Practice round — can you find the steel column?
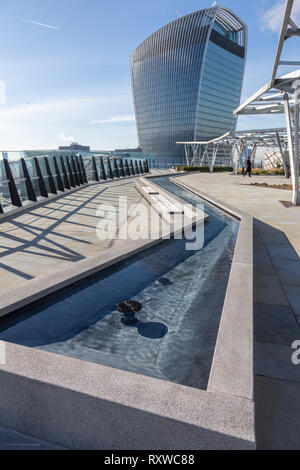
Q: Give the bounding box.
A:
[75,156,84,185]
[130,160,135,175]
[71,156,80,186]
[53,157,64,192]
[100,157,107,180]
[3,159,22,207]
[92,156,99,182]
[21,158,37,202]
[34,158,48,198]
[210,144,219,173]
[80,156,88,184]
[65,156,76,187]
[60,156,71,190]
[107,158,114,179]
[119,159,126,177]
[135,161,139,175]
[113,159,120,178]
[124,159,130,176]
[44,157,57,194]
[283,93,300,205]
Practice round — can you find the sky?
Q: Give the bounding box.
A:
[0,0,299,151]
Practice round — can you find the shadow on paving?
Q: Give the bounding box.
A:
[0,185,122,281]
[253,219,300,450]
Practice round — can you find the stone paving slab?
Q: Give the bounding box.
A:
[175,172,300,449]
[254,303,300,346]
[255,375,300,450]
[255,341,300,383]
[0,179,149,293]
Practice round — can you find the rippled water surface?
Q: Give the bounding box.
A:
[0,177,239,390]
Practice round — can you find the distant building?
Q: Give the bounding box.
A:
[130,6,247,167]
[58,142,90,152]
[114,147,142,153]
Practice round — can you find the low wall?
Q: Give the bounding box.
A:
[170,176,254,401]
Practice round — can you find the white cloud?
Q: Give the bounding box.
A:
[0,91,137,150]
[90,114,136,124]
[262,0,300,32]
[22,19,60,30]
[58,133,75,144]
[0,97,116,120]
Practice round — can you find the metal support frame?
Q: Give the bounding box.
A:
[60,156,71,189]
[107,158,114,179]
[275,132,289,177]
[75,156,84,185]
[71,156,80,186]
[92,156,99,182]
[283,93,300,205]
[34,158,48,198]
[80,156,88,184]
[200,144,209,167]
[210,143,219,173]
[21,158,37,202]
[3,159,23,207]
[44,157,57,195]
[249,143,257,165]
[130,160,135,176]
[65,156,76,187]
[0,152,153,217]
[184,145,191,166]
[100,157,107,181]
[234,139,246,175]
[124,159,130,176]
[192,145,201,166]
[119,159,126,178]
[53,157,65,192]
[113,159,120,178]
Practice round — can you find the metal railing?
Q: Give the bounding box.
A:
[0,154,150,214]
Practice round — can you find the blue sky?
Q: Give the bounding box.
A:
[0,0,299,150]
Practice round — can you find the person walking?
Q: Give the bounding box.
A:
[244,157,252,177]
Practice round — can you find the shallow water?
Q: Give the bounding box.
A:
[0,177,239,390]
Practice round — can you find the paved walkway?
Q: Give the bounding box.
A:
[0,178,148,293]
[176,172,300,450]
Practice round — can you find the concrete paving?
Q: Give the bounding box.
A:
[175,172,300,450]
[0,179,149,293]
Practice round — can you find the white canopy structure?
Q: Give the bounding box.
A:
[234,0,300,205]
[177,0,300,205]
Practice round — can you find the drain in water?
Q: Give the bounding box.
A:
[116,300,142,326]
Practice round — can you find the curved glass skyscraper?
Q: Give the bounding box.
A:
[130,7,247,167]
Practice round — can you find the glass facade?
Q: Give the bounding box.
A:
[130,7,247,167]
